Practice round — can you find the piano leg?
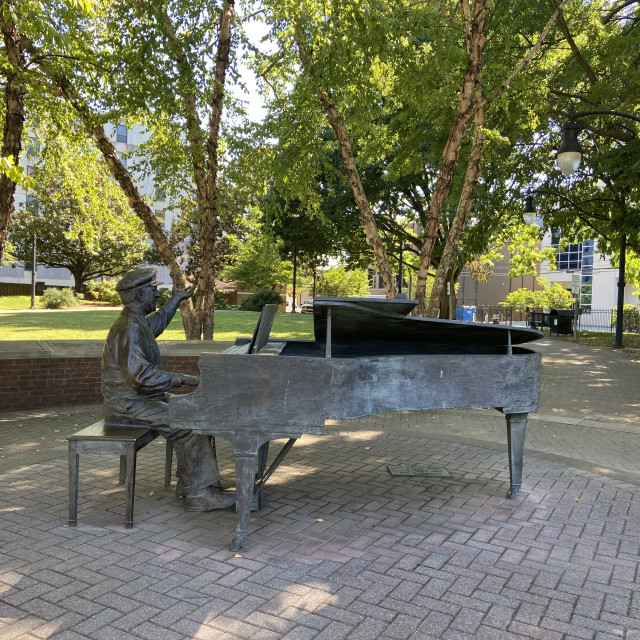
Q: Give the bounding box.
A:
[232,450,257,552]
[504,412,528,499]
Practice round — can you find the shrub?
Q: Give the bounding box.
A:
[85,278,121,305]
[610,304,640,333]
[315,265,370,297]
[41,288,76,309]
[158,288,173,307]
[499,278,574,313]
[240,288,283,311]
[214,288,228,309]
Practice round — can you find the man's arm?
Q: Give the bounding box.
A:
[116,323,185,392]
[147,285,195,337]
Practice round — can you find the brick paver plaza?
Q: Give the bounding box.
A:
[1,339,639,639]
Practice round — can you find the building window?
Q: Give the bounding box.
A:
[27,137,40,158]
[551,232,582,270]
[552,234,595,311]
[116,124,128,143]
[25,195,39,214]
[155,186,166,202]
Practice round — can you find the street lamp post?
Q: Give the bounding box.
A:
[30,231,37,310]
[291,244,297,313]
[555,108,639,349]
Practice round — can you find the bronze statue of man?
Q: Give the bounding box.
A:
[101,268,234,511]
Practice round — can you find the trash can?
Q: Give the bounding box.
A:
[462,306,476,322]
[550,309,573,336]
[455,307,464,321]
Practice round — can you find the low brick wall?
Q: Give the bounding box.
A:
[0,341,231,411]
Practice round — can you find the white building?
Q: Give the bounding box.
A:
[538,232,637,312]
[0,123,176,290]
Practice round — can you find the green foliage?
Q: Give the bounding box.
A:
[8,136,148,292]
[0,156,28,185]
[315,265,370,297]
[221,209,293,291]
[214,288,228,310]
[157,288,173,307]
[500,278,574,312]
[610,304,640,333]
[240,289,283,312]
[41,287,75,309]
[467,223,558,283]
[84,279,120,305]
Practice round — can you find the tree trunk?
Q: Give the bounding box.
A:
[428,103,487,317]
[415,0,491,316]
[157,1,234,339]
[0,5,27,263]
[297,40,396,298]
[21,37,200,337]
[87,121,200,335]
[73,272,84,294]
[415,0,569,317]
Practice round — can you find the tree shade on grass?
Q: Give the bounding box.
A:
[0,309,314,342]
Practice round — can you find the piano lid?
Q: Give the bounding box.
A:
[312,297,543,347]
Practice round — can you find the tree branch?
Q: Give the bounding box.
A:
[481,0,572,110]
[547,0,598,84]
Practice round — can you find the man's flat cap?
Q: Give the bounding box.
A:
[116,268,157,293]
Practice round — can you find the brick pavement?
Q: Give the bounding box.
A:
[1,338,639,639]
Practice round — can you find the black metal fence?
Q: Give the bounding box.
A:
[473,306,515,324]
[471,305,640,334]
[577,307,640,333]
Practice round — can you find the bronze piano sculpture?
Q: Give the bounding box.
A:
[169,297,543,551]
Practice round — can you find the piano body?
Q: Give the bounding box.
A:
[169,297,542,550]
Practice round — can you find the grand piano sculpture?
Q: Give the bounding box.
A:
[169,297,542,551]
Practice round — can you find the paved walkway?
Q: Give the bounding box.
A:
[1,339,639,639]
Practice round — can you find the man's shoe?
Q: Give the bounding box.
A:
[185,486,236,511]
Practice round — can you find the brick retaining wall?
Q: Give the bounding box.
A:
[0,342,230,411]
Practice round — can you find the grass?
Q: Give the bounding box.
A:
[0,305,315,341]
[2,294,638,347]
[0,295,114,311]
[574,330,640,349]
[534,327,640,349]
[0,295,45,310]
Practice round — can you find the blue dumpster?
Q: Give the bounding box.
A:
[455,307,464,320]
[462,306,476,322]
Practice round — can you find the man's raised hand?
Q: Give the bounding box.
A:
[173,284,196,302]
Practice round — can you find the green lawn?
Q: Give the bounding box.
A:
[0,295,45,310]
[0,306,314,341]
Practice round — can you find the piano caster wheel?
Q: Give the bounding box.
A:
[231,536,245,552]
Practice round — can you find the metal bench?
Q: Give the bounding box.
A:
[68,420,173,528]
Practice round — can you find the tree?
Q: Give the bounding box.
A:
[12,0,238,339]
[500,278,574,312]
[315,264,369,298]
[253,0,572,317]
[9,139,149,291]
[513,0,640,274]
[0,0,92,263]
[221,209,293,291]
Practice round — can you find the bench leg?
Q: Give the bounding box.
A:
[68,441,79,526]
[119,455,126,485]
[164,439,173,487]
[124,443,137,528]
